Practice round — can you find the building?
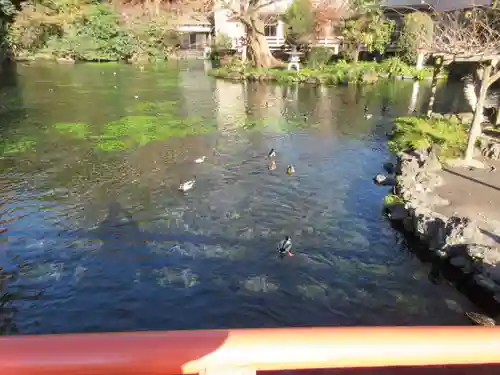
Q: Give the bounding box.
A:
[213,0,342,52]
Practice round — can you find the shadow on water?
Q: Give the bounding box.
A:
[0,61,485,334]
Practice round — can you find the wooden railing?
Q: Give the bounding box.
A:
[1,326,500,375]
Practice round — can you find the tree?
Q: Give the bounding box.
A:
[429,7,500,162]
[215,0,284,68]
[399,11,433,65]
[313,0,348,40]
[282,0,314,47]
[342,9,394,63]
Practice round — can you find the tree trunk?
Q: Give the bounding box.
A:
[426,57,443,118]
[465,63,492,161]
[243,14,282,69]
[352,45,360,63]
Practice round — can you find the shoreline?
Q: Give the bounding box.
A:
[381,135,500,314]
[208,65,446,86]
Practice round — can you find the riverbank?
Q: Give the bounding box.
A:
[208,60,442,85]
[382,115,500,312]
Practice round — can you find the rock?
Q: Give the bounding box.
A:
[421,147,442,173]
[402,217,413,232]
[304,77,320,85]
[450,255,469,268]
[397,155,420,178]
[374,174,395,186]
[467,244,492,259]
[386,203,408,221]
[415,172,444,191]
[443,216,481,247]
[481,141,500,160]
[383,162,395,174]
[474,274,499,293]
[456,112,474,125]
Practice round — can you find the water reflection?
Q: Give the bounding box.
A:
[0,62,477,334]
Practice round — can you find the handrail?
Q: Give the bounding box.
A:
[1,326,500,375]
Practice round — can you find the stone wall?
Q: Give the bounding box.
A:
[382,148,500,306]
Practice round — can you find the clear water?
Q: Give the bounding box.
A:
[0,61,474,334]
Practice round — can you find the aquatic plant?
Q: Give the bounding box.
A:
[209,60,438,85]
[1,137,37,155]
[95,114,214,151]
[388,116,468,159]
[383,194,404,207]
[53,122,90,139]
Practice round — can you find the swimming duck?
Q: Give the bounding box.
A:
[286,165,295,175]
[268,148,276,158]
[268,160,277,171]
[179,179,195,192]
[278,236,294,256]
[194,156,206,164]
[364,105,373,119]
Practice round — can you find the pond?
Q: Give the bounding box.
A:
[0,60,475,334]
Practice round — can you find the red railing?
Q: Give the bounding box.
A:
[0,327,500,375]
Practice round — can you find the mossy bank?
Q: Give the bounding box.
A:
[209,60,445,86]
[380,115,500,312]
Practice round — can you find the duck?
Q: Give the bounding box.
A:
[364,105,373,119]
[268,160,277,171]
[286,165,295,175]
[179,179,195,192]
[194,156,206,164]
[268,148,276,158]
[278,236,294,256]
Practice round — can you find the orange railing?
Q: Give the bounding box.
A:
[0,327,500,375]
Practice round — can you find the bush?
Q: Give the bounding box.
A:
[6,0,178,62]
[46,4,134,61]
[306,47,332,69]
[388,116,468,159]
[209,59,436,84]
[399,12,433,65]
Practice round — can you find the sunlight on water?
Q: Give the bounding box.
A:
[0,61,478,333]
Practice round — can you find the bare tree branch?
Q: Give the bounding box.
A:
[429,7,500,58]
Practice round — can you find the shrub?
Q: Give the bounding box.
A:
[388,116,468,159]
[6,0,178,62]
[399,12,433,65]
[306,47,332,69]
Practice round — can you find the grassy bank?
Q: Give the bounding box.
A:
[209,59,441,85]
[388,115,468,160]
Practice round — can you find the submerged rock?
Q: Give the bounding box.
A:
[383,162,395,174]
[386,203,408,221]
[374,174,395,186]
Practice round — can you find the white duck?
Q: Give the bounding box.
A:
[194,156,206,164]
[179,179,195,192]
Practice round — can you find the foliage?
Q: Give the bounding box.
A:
[398,11,433,65]
[123,9,180,63]
[0,0,16,18]
[383,194,404,206]
[1,102,217,156]
[47,4,134,61]
[306,47,333,69]
[388,116,468,159]
[5,0,179,62]
[283,0,314,46]
[214,32,232,49]
[209,60,435,85]
[342,10,394,62]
